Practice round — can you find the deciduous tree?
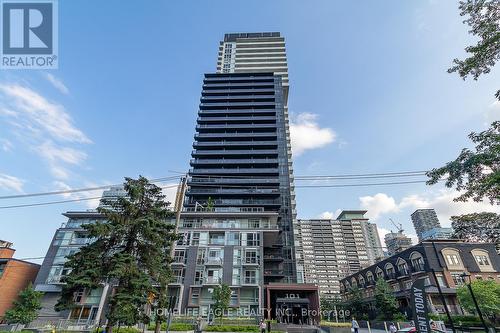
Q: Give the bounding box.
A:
[4,284,43,326]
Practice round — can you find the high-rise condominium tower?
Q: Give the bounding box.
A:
[171,33,318,321]
[411,209,441,241]
[295,211,383,298]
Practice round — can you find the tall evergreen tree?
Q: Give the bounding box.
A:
[55,176,178,333]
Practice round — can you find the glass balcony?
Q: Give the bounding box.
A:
[200,102,276,108]
[192,149,278,156]
[197,116,276,122]
[195,132,276,138]
[196,124,276,130]
[182,206,265,213]
[200,94,275,101]
[190,168,279,174]
[193,141,277,147]
[185,198,281,206]
[188,177,278,185]
[191,158,278,165]
[186,188,279,195]
[204,277,222,285]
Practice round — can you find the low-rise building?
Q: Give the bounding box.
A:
[33,211,109,324]
[0,240,40,320]
[340,240,500,318]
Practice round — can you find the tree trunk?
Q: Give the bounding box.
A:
[154,319,161,333]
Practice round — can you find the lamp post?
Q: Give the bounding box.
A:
[459,273,489,332]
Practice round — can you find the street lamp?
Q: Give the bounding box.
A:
[459,273,489,332]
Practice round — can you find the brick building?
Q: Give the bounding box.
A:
[340,240,500,318]
[0,240,40,320]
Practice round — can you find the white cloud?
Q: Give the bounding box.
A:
[359,193,399,220]
[290,112,336,156]
[398,189,500,226]
[37,141,87,180]
[359,189,500,227]
[0,84,90,143]
[0,173,24,192]
[0,83,91,181]
[53,181,104,209]
[0,139,13,152]
[318,209,342,219]
[44,73,69,95]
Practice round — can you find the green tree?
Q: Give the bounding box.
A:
[4,284,43,325]
[320,297,342,321]
[55,176,177,333]
[426,121,500,204]
[448,0,500,100]
[457,280,500,322]
[451,213,500,250]
[212,284,231,324]
[345,286,367,319]
[374,279,399,321]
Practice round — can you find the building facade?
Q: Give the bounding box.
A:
[421,227,453,241]
[295,211,383,298]
[340,240,500,318]
[411,209,441,241]
[384,231,413,256]
[0,240,40,320]
[33,211,109,324]
[170,32,319,323]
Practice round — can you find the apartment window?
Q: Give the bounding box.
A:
[475,255,490,266]
[246,233,260,246]
[178,232,191,246]
[0,263,6,278]
[173,250,185,264]
[196,249,205,265]
[190,288,201,305]
[245,270,257,284]
[192,232,200,246]
[194,269,204,285]
[227,232,240,246]
[451,273,465,286]
[73,289,85,303]
[436,274,448,287]
[230,289,239,306]
[232,268,241,285]
[245,250,258,264]
[248,219,260,229]
[445,254,460,266]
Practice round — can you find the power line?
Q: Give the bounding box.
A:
[0,176,181,200]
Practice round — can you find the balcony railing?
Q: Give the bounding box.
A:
[195,132,276,138]
[192,149,278,155]
[197,116,276,122]
[193,141,277,147]
[204,258,223,266]
[186,188,279,195]
[188,177,278,185]
[182,206,264,213]
[264,270,285,276]
[190,168,279,174]
[185,198,281,206]
[204,277,222,284]
[190,158,278,165]
[242,277,259,285]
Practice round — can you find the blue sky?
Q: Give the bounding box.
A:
[1,0,499,260]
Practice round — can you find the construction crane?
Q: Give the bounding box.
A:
[389,218,404,233]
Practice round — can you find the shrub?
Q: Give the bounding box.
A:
[205,325,260,332]
[321,321,352,327]
[147,322,194,331]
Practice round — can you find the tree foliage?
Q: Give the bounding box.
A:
[456,280,500,321]
[374,279,399,321]
[451,212,500,249]
[4,284,43,325]
[55,176,177,331]
[212,284,231,323]
[448,0,499,99]
[345,286,367,319]
[426,121,500,204]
